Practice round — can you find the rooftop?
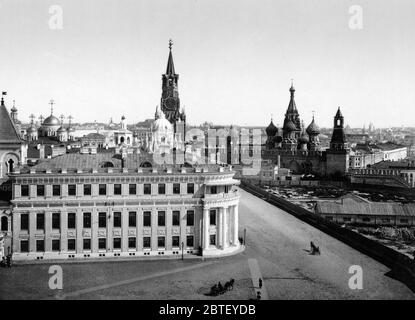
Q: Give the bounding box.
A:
[370,160,415,170]
[14,152,234,175]
[316,193,415,216]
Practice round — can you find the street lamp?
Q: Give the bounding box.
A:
[181,241,184,260]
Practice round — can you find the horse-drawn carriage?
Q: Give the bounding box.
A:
[209,279,235,296]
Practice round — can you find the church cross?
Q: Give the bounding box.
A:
[49,99,55,115]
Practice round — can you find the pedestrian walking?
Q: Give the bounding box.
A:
[259,278,262,289]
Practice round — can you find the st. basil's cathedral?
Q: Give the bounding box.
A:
[262,83,350,178]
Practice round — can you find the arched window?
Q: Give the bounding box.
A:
[100,161,114,168]
[6,159,14,173]
[140,161,152,168]
[1,216,8,231]
[120,137,125,143]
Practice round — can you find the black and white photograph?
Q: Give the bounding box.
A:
[0,0,414,312]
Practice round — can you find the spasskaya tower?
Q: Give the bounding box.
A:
[160,39,185,134]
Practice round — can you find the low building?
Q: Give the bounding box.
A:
[349,159,415,188]
[316,194,415,226]
[259,157,299,183]
[376,142,408,162]
[9,153,241,261]
[349,144,383,169]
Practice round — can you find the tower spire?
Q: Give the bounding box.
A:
[166,39,175,75]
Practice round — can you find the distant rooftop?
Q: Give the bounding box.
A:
[316,193,415,216]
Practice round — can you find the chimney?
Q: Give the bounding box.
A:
[277,155,281,168]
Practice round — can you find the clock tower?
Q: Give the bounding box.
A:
[161,40,182,131]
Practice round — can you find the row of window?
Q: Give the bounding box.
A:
[19,183,195,197]
[19,235,201,252]
[20,210,217,230]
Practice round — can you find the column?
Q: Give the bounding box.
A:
[12,212,19,254]
[107,208,113,251]
[166,209,172,251]
[76,209,83,253]
[202,207,209,250]
[151,209,157,251]
[91,208,98,253]
[29,212,36,252]
[137,210,143,251]
[77,184,83,197]
[61,184,68,197]
[46,185,52,198]
[121,208,128,252]
[233,205,239,246]
[45,211,52,252]
[29,185,36,199]
[218,208,223,248]
[180,208,186,251]
[60,210,68,252]
[222,207,228,249]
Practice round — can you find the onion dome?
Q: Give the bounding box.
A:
[265,119,278,137]
[299,131,309,144]
[306,116,320,136]
[27,124,37,134]
[57,126,66,133]
[284,119,297,132]
[275,136,283,144]
[43,114,60,126]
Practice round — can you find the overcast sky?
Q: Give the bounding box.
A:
[0,0,414,128]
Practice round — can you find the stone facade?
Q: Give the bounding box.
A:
[9,159,240,261]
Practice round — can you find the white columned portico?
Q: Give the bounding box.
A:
[222,206,228,249]
[233,205,239,246]
[203,207,210,250]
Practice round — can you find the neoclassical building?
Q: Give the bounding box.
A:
[9,154,240,260]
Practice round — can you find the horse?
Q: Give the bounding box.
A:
[229,278,235,290]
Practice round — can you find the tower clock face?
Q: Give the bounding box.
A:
[164,97,177,111]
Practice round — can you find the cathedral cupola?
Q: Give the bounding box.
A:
[306,114,320,136]
[306,113,321,151]
[284,119,297,132]
[298,121,309,151]
[265,117,278,137]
